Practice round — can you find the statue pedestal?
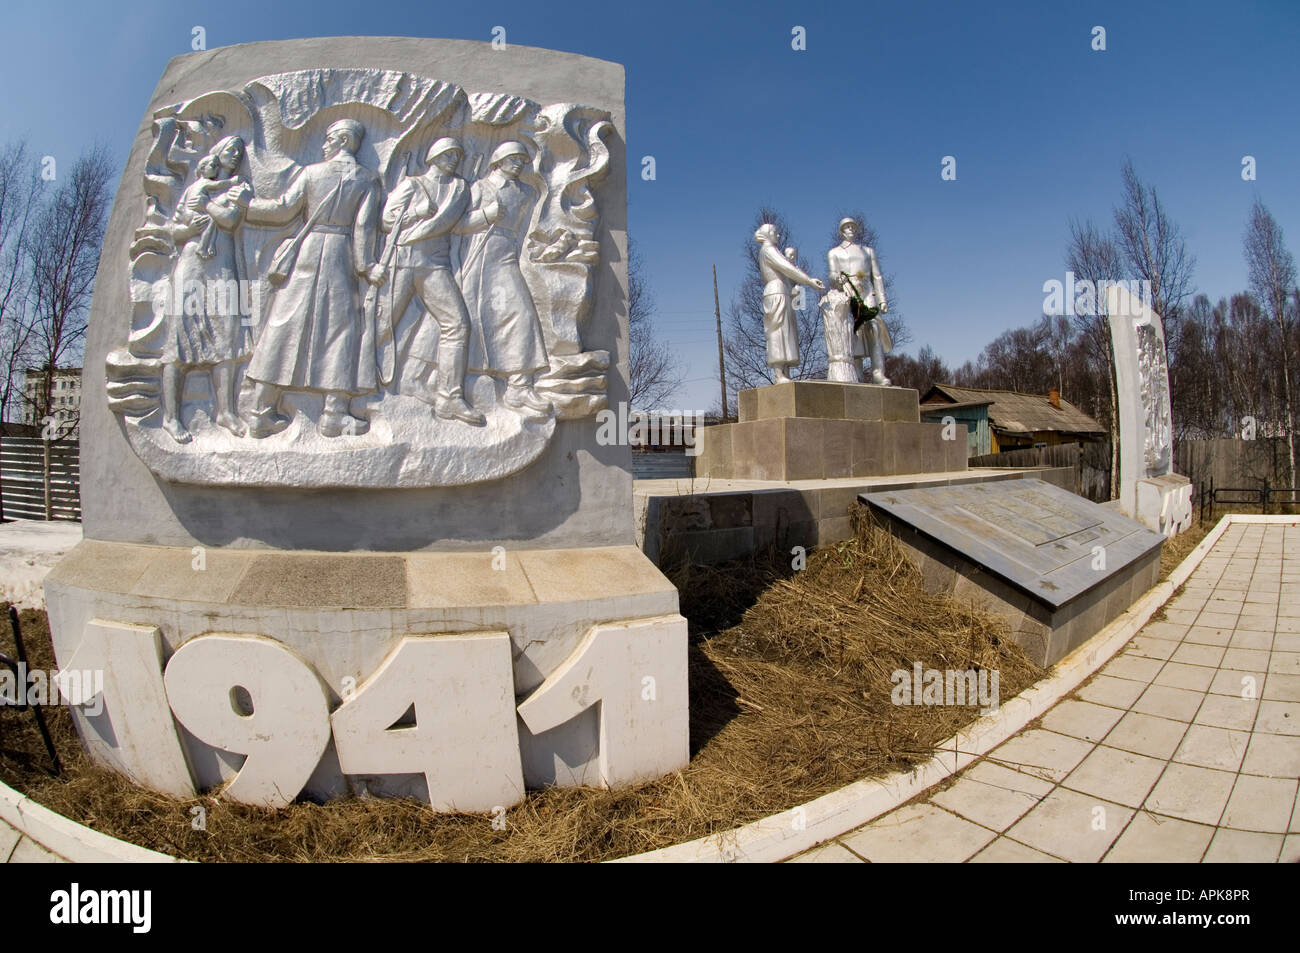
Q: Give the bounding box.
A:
[1135,473,1193,537]
[45,542,687,811]
[696,381,967,481]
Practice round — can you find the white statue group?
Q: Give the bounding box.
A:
[154,118,553,444]
[755,217,892,387]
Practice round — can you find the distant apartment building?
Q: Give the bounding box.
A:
[22,367,83,439]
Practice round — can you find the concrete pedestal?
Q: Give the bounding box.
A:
[1136,473,1194,538]
[45,542,686,806]
[696,381,968,481]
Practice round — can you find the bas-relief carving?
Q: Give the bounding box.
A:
[109,68,616,488]
[1105,284,1174,483]
[1135,322,1173,476]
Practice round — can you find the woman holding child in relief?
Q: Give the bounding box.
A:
[159,135,253,443]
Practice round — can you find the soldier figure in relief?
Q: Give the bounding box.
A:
[824,217,891,385]
[376,137,484,425]
[456,141,553,421]
[242,118,384,438]
[754,223,824,384]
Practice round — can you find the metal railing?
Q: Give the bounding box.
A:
[1199,477,1300,522]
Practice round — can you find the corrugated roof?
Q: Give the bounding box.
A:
[923,384,1104,436]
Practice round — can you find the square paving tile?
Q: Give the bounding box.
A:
[1221,775,1297,833]
[1228,629,1274,651]
[0,822,19,863]
[1172,724,1250,771]
[839,804,995,863]
[1268,653,1300,676]
[1154,662,1216,693]
[969,838,1063,862]
[787,842,864,863]
[1126,637,1177,661]
[1241,733,1300,778]
[1144,763,1236,825]
[1263,673,1300,702]
[1255,700,1300,735]
[7,838,65,863]
[1040,700,1126,743]
[1103,654,1164,683]
[1208,668,1266,698]
[1223,648,1272,671]
[930,763,1047,832]
[1170,643,1226,667]
[1004,788,1133,863]
[1162,609,1200,626]
[1075,675,1146,710]
[986,729,1095,783]
[1105,712,1189,760]
[1062,745,1166,808]
[1133,684,1205,722]
[1203,829,1283,862]
[1274,633,1300,653]
[1193,694,1259,731]
[1102,811,1214,863]
[1198,611,1241,629]
[1141,622,1189,642]
[1183,626,1233,647]
[1280,835,1300,862]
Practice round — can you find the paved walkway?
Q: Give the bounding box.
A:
[793,520,1300,863]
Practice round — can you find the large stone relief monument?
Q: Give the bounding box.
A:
[1105,284,1192,537]
[45,38,687,812]
[111,52,617,488]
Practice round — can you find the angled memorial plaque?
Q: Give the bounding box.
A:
[863,479,1164,665]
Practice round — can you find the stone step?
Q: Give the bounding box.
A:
[696,417,967,481]
[738,380,920,423]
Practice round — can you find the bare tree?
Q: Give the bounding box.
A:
[24,146,112,518]
[885,344,949,393]
[1112,159,1196,360]
[25,146,112,441]
[0,140,45,424]
[1066,218,1123,494]
[626,237,684,410]
[1243,198,1298,487]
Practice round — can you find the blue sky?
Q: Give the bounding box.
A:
[3,0,1297,411]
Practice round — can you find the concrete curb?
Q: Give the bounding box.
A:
[7,514,1285,864]
[0,779,182,863]
[615,513,1248,863]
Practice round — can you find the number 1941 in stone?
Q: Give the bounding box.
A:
[60,616,687,812]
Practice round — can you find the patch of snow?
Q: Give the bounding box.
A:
[0,519,82,610]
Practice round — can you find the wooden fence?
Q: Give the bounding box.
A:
[0,436,81,521]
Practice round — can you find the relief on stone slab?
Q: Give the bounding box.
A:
[1135,321,1172,477]
[110,69,616,488]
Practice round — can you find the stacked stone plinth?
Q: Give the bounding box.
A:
[696,381,968,481]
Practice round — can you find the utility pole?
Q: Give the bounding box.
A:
[713,264,727,421]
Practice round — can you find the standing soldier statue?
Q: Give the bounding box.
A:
[823,217,892,385]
